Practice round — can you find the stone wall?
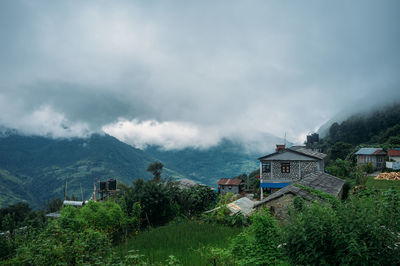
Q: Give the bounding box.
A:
[261,160,319,180]
[301,161,318,176]
[256,193,295,220]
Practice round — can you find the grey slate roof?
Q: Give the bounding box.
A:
[254,172,344,207]
[258,149,323,161]
[297,172,344,196]
[289,146,327,160]
[355,148,383,155]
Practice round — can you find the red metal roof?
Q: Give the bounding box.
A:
[388,149,400,157]
[373,150,387,155]
[217,178,242,186]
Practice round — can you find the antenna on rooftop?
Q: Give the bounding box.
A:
[284,132,287,146]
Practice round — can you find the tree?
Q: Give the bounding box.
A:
[326,159,352,178]
[146,161,164,182]
[328,141,353,160]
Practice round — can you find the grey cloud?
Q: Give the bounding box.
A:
[0,0,399,146]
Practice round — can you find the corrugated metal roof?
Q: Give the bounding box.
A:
[63,200,85,206]
[46,212,61,218]
[217,178,242,186]
[227,197,254,216]
[355,148,384,155]
[388,149,400,157]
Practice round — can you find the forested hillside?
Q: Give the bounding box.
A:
[0,133,157,208]
[0,131,269,208]
[144,139,261,186]
[317,102,400,161]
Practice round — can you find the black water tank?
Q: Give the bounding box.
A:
[108,179,117,190]
[99,181,107,191]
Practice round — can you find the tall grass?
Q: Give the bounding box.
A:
[118,220,242,265]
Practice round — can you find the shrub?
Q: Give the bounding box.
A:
[285,194,400,265]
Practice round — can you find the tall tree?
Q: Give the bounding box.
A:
[146,161,164,182]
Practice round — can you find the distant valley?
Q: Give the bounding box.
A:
[0,131,271,208]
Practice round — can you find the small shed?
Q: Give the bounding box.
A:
[217,178,244,195]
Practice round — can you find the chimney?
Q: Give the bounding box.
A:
[276,144,286,153]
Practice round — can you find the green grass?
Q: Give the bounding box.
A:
[366,176,400,191]
[117,221,242,265]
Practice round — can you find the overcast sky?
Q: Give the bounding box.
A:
[0,1,399,151]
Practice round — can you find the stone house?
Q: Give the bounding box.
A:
[254,172,344,220]
[217,178,244,195]
[355,148,387,169]
[258,144,327,198]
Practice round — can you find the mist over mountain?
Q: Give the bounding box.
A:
[0,132,157,208]
[0,128,283,208]
[317,100,400,138]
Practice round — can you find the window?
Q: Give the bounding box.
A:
[281,163,290,173]
[262,162,271,172]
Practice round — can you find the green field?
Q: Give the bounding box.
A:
[117,221,242,265]
[366,176,400,191]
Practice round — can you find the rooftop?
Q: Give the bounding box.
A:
[255,172,344,207]
[258,147,326,161]
[289,146,327,160]
[217,178,243,186]
[388,149,400,157]
[355,148,386,155]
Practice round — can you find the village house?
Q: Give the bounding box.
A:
[388,148,400,161]
[254,172,345,220]
[355,148,386,169]
[386,148,400,170]
[258,144,327,199]
[217,178,244,195]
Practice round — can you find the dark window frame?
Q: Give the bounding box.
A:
[281,162,290,173]
[262,162,271,172]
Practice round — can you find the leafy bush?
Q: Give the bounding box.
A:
[231,209,284,265]
[12,221,112,265]
[284,192,400,265]
[326,159,352,178]
[362,162,374,174]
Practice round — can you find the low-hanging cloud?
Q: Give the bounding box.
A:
[102,119,221,150]
[0,102,90,138]
[0,1,399,149]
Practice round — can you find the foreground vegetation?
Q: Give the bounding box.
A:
[1,177,399,265]
[119,221,242,265]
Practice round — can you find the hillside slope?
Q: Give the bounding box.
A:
[0,133,158,208]
[145,139,264,186]
[316,102,400,160]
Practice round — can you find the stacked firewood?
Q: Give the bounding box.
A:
[374,172,400,180]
